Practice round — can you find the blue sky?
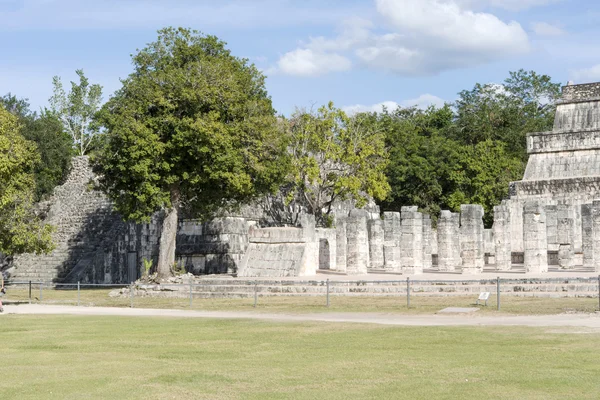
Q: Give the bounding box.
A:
[1,0,599,116]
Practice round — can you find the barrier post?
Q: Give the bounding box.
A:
[189,282,193,308]
[39,282,43,302]
[326,279,330,308]
[130,283,134,308]
[28,280,32,304]
[77,281,80,306]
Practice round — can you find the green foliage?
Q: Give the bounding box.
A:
[142,258,153,277]
[450,69,560,160]
[277,102,389,226]
[1,94,74,201]
[377,70,560,226]
[50,69,103,156]
[0,106,54,255]
[93,27,287,221]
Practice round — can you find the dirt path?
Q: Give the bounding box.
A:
[4,304,600,329]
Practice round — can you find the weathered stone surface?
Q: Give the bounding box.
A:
[422,215,433,270]
[592,200,600,273]
[368,219,384,269]
[582,204,593,269]
[437,211,460,272]
[523,202,548,273]
[460,205,485,274]
[493,204,511,271]
[400,206,423,275]
[383,212,401,247]
[335,216,347,273]
[346,209,369,274]
[383,245,401,271]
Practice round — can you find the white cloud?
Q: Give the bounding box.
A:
[343,94,446,114]
[277,49,352,77]
[375,0,529,54]
[531,22,566,36]
[276,0,530,77]
[343,101,400,115]
[401,94,446,109]
[570,65,600,84]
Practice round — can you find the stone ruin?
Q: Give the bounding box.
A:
[6,81,600,283]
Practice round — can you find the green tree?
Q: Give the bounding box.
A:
[50,69,103,156]
[378,105,460,218]
[93,27,287,279]
[0,106,54,255]
[451,69,560,160]
[0,94,73,200]
[269,103,389,227]
[447,140,522,226]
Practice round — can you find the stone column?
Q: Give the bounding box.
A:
[493,204,512,271]
[437,210,460,272]
[459,205,485,274]
[383,212,401,271]
[422,215,433,270]
[383,212,401,247]
[346,210,369,274]
[545,205,558,253]
[400,206,423,275]
[556,204,575,269]
[582,204,593,270]
[368,219,384,269]
[523,201,548,273]
[335,216,347,273]
[592,200,600,273]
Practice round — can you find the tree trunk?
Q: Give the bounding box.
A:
[156,187,180,280]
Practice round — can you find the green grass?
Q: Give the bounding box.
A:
[1,315,600,399]
[4,286,600,315]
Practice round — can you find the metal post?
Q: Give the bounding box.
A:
[406,277,410,308]
[130,283,134,308]
[326,279,330,308]
[598,275,600,311]
[189,282,193,308]
[253,281,258,308]
[39,282,43,302]
[77,281,80,306]
[28,280,32,304]
[497,276,501,311]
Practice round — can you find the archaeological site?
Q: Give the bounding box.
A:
[7,81,600,284]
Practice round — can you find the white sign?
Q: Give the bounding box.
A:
[478,292,490,300]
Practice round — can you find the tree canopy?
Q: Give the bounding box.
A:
[93,27,287,277]
[0,94,73,201]
[50,69,103,156]
[0,106,54,255]
[377,70,560,226]
[262,103,389,227]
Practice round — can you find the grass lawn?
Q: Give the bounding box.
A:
[4,286,600,315]
[1,315,599,399]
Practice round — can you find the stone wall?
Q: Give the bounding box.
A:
[237,216,318,277]
[561,82,600,102]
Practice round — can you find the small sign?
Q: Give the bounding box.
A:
[478,292,490,300]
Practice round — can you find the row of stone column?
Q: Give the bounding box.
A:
[521,200,600,273]
[336,204,488,275]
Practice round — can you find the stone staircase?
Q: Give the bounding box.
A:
[11,157,125,283]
